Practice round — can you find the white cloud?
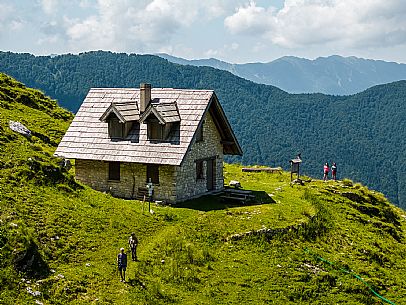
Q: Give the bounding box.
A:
[205,49,219,57]
[225,0,406,48]
[37,34,61,46]
[40,0,60,15]
[79,0,93,8]
[3,0,406,63]
[0,2,25,33]
[10,20,24,31]
[61,0,237,52]
[0,2,14,23]
[225,1,275,35]
[230,42,239,50]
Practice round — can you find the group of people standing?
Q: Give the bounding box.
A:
[323,162,337,181]
[117,232,139,282]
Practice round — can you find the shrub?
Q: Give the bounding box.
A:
[342,179,353,187]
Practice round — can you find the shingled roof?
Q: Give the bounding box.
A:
[139,101,180,124]
[55,87,242,165]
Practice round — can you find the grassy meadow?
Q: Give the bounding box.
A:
[1,73,406,304]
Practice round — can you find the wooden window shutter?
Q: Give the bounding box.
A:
[147,164,159,184]
[108,162,120,181]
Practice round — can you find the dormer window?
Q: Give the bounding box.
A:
[100,102,140,140]
[108,116,124,139]
[147,118,164,140]
[139,100,181,143]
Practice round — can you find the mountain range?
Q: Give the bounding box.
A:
[157,53,406,95]
[0,51,404,209]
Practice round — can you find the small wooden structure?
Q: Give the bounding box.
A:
[242,167,282,173]
[289,156,302,181]
[220,188,255,204]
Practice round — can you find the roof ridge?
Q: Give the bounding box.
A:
[89,87,214,92]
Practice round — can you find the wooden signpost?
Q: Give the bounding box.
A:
[289,155,302,181]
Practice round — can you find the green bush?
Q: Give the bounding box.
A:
[342,179,354,187]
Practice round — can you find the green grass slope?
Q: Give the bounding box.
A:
[1,73,406,304]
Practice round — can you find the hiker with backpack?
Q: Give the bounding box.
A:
[323,162,329,181]
[128,232,139,262]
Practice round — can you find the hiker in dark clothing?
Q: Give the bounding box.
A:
[128,232,138,261]
[331,163,337,181]
[117,248,127,282]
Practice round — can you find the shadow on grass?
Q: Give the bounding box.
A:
[175,190,275,212]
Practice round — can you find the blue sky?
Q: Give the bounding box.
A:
[1,0,406,63]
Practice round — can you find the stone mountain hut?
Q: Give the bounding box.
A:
[54,83,242,203]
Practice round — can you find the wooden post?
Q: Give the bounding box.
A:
[289,157,302,182]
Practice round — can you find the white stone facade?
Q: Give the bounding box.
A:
[176,112,224,201]
[75,112,223,203]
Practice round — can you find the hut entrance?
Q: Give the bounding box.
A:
[206,159,215,191]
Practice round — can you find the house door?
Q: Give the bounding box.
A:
[206,159,215,191]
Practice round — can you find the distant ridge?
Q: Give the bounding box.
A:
[157,53,406,95]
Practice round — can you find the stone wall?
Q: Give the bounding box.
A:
[176,112,224,201]
[74,112,225,203]
[75,159,176,201]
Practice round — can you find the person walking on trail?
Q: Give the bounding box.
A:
[323,162,330,181]
[331,163,337,181]
[128,232,138,262]
[117,248,127,282]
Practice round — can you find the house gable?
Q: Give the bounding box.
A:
[207,94,242,155]
[180,93,242,167]
[176,111,225,201]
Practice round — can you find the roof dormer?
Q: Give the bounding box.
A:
[139,100,180,141]
[100,102,139,139]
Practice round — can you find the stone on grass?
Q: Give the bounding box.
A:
[9,121,32,138]
[229,180,241,188]
[26,287,41,296]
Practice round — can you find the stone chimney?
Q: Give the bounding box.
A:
[139,83,151,113]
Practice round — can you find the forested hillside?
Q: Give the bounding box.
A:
[0,51,404,208]
[1,73,406,304]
